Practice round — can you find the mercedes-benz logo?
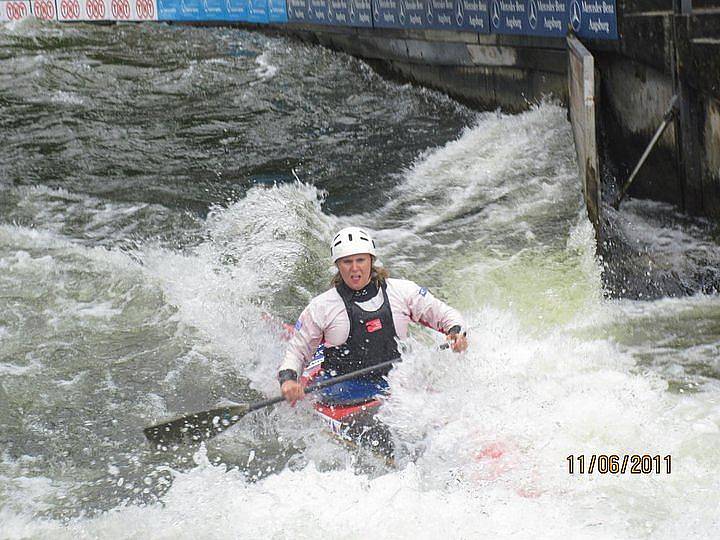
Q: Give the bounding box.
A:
[529,0,537,29]
[349,0,356,22]
[491,0,500,28]
[455,0,464,25]
[399,0,406,24]
[426,0,433,23]
[571,0,582,32]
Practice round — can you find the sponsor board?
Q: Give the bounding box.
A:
[225,0,249,20]
[489,0,527,35]
[374,0,488,32]
[528,0,567,36]
[286,0,306,21]
[307,0,329,24]
[157,0,203,20]
[570,0,617,39]
[156,0,268,23]
[426,0,488,32]
[247,0,268,22]
[347,0,371,27]
[489,0,616,39]
[54,0,109,21]
[267,0,286,21]
[106,0,156,20]
[288,0,371,27]
[32,0,57,18]
[203,0,227,20]
[1,0,33,21]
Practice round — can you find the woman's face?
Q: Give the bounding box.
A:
[336,253,372,290]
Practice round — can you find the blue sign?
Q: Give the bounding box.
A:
[526,0,567,36]
[348,0,372,26]
[489,0,527,34]
[268,0,287,20]
[287,0,309,21]
[327,0,349,25]
[157,0,259,20]
[157,0,203,20]
[204,0,227,20]
[373,0,487,31]
[570,0,617,39]
[424,0,454,30]
[462,0,489,32]
[247,0,269,21]
[403,0,427,28]
[308,0,330,23]
[372,0,426,28]
[425,0,488,31]
[226,0,249,19]
[372,0,400,27]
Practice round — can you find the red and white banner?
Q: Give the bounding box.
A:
[55,0,106,20]
[32,0,56,19]
[1,0,33,21]
[54,0,156,20]
[130,0,155,20]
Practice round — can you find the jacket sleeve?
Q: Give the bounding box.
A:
[400,279,466,335]
[278,303,325,377]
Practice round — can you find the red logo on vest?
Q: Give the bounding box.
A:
[365,318,383,333]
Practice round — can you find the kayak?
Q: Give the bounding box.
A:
[300,343,394,460]
[273,317,394,460]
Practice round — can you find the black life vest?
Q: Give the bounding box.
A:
[322,280,400,377]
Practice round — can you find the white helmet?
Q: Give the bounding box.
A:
[330,227,377,262]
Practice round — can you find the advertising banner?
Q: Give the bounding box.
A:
[373,0,487,32]
[284,0,372,26]
[286,0,307,22]
[1,0,33,21]
[54,0,110,21]
[268,0,286,21]
[225,0,249,20]
[569,0,617,40]
[307,0,329,24]
[247,0,268,21]
[201,0,227,20]
[326,0,350,26]
[347,0,371,27]
[157,0,203,21]
[488,0,528,35]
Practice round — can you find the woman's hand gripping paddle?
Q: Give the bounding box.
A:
[143,359,398,446]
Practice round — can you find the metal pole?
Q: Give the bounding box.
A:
[613,95,679,209]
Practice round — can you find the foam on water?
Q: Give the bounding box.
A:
[254,50,278,80]
[137,181,335,394]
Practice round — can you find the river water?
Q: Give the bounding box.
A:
[1,18,719,539]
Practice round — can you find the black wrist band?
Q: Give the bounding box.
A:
[278,369,298,386]
[447,325,464,336]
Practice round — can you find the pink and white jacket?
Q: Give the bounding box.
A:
[279,278,466,375]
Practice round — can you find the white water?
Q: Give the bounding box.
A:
[2,104,719,539]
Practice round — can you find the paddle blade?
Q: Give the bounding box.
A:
[144,404,250,446]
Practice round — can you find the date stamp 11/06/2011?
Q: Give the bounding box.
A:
[567,454,672,475]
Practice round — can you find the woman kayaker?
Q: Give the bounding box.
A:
[278,226,468,404]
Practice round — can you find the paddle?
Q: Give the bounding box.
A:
[143,359,399,446]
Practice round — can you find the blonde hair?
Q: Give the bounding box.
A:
[331,258,389,287]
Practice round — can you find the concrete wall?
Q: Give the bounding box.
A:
[568,35,601,236]
[279,24,569,112]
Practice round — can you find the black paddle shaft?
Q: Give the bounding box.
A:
[143,359,399,445]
